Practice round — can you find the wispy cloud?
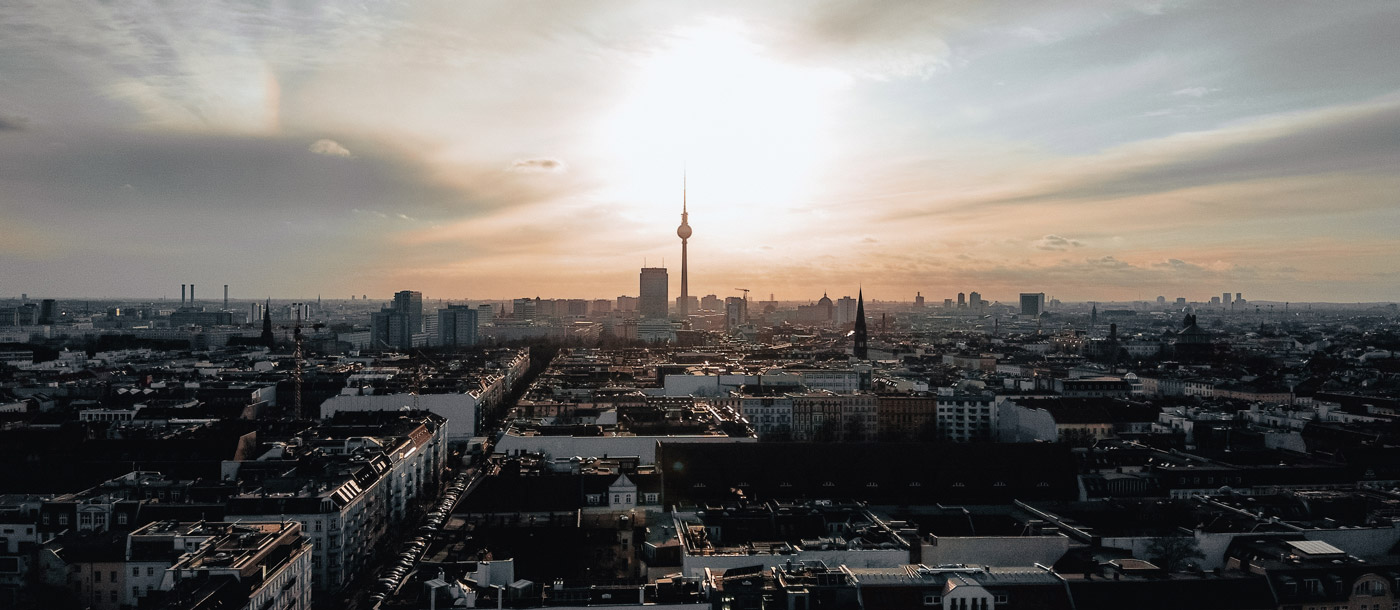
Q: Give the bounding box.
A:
[308,139,352,158]
[508,158,566,173]
[0,114,27,131]
[1033,235,1084,250]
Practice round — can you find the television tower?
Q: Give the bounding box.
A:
[676,172,692,318]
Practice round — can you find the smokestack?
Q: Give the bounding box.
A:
[190,284,195,306]
[181,284,186,307]
[224,285,229,310]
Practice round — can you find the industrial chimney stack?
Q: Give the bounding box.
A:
[181,284,186,307]
[224,285,229,310]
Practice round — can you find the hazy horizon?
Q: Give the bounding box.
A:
[3,2,1398,302]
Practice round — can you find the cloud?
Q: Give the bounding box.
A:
[508,158,567,173]
[1033,234,1084,250]
[1172,86,1216,97]
[0,114,27,131]
[308,139,352,158]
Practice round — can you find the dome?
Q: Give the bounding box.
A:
[817,293,833,307]
[677,223,692,239]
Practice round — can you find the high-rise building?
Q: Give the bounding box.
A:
[639,267,668,319]
[393,290,423,334]
[724,296,747,329]
[701,294,721,312]
[1019,292,1045,317]
[371,309,411,350]
[853,289,869,360]
[1222,292,1232,305]
[38,299,56,325]
[676,295,698,315]
[616,295,638,313]
[914,292,925,308]
[438,305,478,347]
[512,298,536,320]
[957,292,967,308]
[477,303,495,326]
[836,295,857,324]
[677,174,692,317]
[968,291,982,309]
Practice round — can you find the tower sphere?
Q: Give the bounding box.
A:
[677,223,692,239]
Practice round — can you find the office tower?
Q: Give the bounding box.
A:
[943,298,954,308]
[616,296,638,313]
[836,295,857,324]
[724,296,747,329]
[853,289,868,359]
[371,309,410,350]
[39,299,56,325]
[512,298,536,320]
[969,291,982,309]
[676,174,692,317]
[1222,292,1232,305]
[1157,296,1166,306]
[1020,292,1045,317]
[914,292,925,308]
[477,304,495,326]
[957,292,967,308]
[393,290,423,334]
[438,305,479,347]
[639,267,668,319]
[701,294,721,312]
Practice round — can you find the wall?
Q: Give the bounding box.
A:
[494,434,755,465]
[922,535,1070,567]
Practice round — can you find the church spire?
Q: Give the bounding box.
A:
[261,298,274,349]
[853,289,868,360]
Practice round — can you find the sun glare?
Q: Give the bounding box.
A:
[598,21,850,232]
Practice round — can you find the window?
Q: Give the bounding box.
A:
[996,594,1008,603]
[133,586,140,598]
[147,567,155,577]
[1304,579,1321,594]
[613,494,620,504]
[118,513,128,525]
[133,567,140,577]
[59,514,68,526]
[923,594,941,606]
[95,571,102,583]
[110,591,117,602]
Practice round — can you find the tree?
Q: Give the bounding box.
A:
[1146,535,1205,572]
[843,416,867,442]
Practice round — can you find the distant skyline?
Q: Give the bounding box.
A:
[2,2,1398,302]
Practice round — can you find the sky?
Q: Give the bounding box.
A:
[1,1,1398,303]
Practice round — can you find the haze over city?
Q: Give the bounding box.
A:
[3,1,1399,302]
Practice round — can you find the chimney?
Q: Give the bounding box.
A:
[190,284,195,305]
[181,284,186,307]
[224,285,229,309]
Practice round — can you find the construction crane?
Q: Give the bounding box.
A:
[735,288,750,301]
